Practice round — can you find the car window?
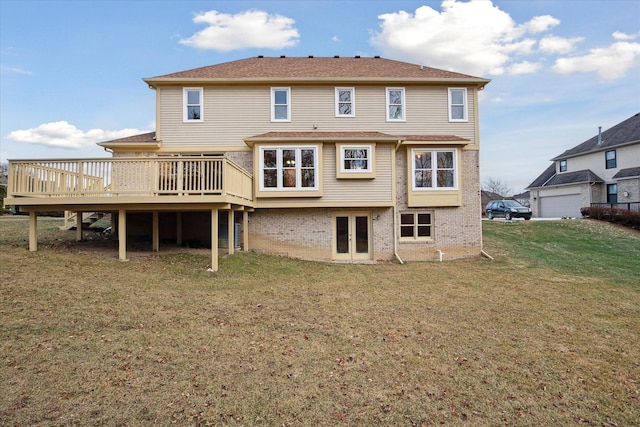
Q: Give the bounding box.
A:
[503,200,522,208]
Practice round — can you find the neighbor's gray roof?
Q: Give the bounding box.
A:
[527,166,604,189]
[144,56,490,85]
[527,164,556,188]
[613,166,640,179]
[551,112,640,161]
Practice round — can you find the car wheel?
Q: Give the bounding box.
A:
[524,217,531,221]
[487,212,493,220]
[505,212,512,221]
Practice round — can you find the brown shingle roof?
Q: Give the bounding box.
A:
[145,56,490,85]
[244,131,469,144]
[97,131,159,148]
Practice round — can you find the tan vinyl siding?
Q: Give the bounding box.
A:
[158,84,478,149]
[321,143,393,204]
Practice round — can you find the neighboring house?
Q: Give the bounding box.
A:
[528,113,640,218]
[5,56,490,269]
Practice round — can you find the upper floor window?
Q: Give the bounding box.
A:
[559,159,567,172]
[412,148,457,190]
[335,87,355,117]
[386,87,405,121]
[448,88,467,122]
[260,146,318,190]
[271,88,291,122]
[183,88,203,122]
[605,150,616,169]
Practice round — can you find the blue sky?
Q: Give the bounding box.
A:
[1,0,639,193]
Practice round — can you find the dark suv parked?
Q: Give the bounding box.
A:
[486,200,532,220]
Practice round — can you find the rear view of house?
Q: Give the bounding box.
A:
[6,56,490,269]
[528,113,640,218]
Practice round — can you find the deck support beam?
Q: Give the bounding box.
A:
[242,210,249,251]
[152,211,159,252]
[210,208,219,272]
[118,209,128,261]
[76,211,83,241]
[29,211,37,252]
[227,210,234,256]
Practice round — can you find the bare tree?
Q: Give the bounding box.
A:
[483,177,512,198]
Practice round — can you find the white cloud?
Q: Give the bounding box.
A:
[369,0,561,77]
[613,31,638,41]
[507,61,541,75]
[553,41,640,80]
[179,9,299,51]
[539,35,583,54]
[0,64,33,75]
[332,35,341,43]
[519,15,560,34]
[7,121,147,149]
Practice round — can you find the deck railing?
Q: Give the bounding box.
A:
[7,157,253,202]
[590,202,640,212]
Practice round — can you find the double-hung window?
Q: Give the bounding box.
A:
[271,88,291,122]
[448,88,467,122]
[183,88,203,122]
[386,87,405,121]
[260,146,318,191]
[412,148,457,190]
[335,87,355,117]
[400,211,433,241]
[605,150,616,169]
[559,159,567,172]
[336,144,375,178]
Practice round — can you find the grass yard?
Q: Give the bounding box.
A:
[1,216,639,426]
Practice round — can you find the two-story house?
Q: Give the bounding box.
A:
[527,113,640,218]
[6,56,490,270]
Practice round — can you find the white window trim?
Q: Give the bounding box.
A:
[339,144,373,174]
[259,146,319,191]
[271,87,291,122]
[183,87,203,122]
[411,148,458,190]
[335,87,355,117]
[558,159,567,173]
[448,88,468,122]
[386,87,405,122]
[399,211,434,242]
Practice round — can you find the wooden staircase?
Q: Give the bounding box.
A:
[60,211,108,230]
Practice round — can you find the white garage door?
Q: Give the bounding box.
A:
[540,194,582,218]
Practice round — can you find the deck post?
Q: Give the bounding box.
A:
[152,211,159,252]
[118,209,128,261]
[176,212,183,246]
[227,210,234,256]
[28,211,37,252]
[76,211,83,241]
[243,210,249,251]
[210,208,219,272]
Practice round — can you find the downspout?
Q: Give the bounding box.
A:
[393,139,404,264]
[393,204,404,264]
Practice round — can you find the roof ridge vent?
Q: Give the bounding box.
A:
[355,55,361,58]
[258,55,264,58]
[334,55,340,58]
[308,55,314,58]
[374,55,380,59]
[280,55,286,58]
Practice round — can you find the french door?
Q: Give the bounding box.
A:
[333,213,371,261]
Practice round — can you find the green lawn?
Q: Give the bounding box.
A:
[1,216,639,426]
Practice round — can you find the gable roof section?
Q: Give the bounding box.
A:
[98,131,160,149]
[547,169,604,187]
[527,163,557,189]
[551,112,640,161]
[144,56,490,86]
[613,166,640,179]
